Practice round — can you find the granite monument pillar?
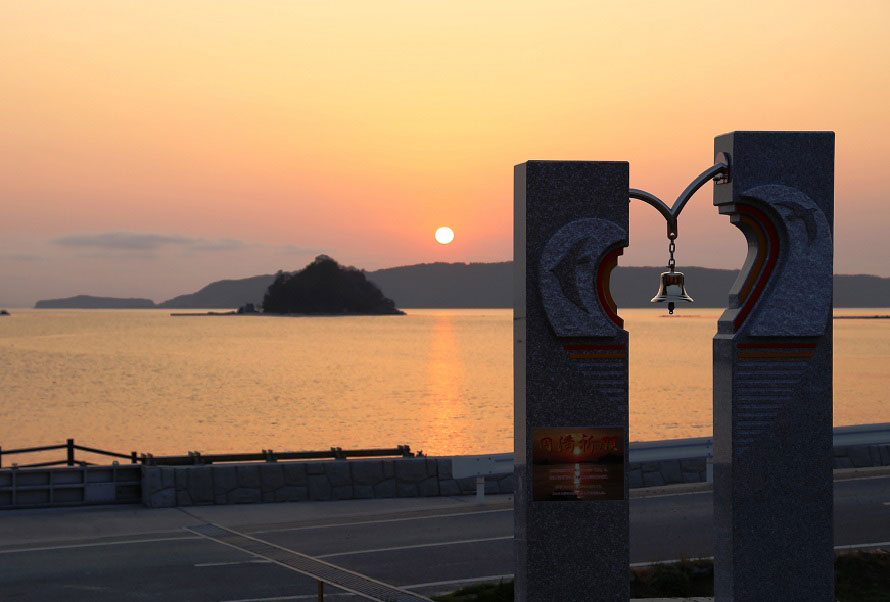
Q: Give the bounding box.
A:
[514,161,629,601]
[712,131,835,600]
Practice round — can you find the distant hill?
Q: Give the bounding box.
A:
[833,274,890,307]
[366,262,512,308]
[35,295,156,309]
[263,255,403,315]
[368,263,890,308]
[158,274,275,308]
[611,266,740,308]
[365,264,741,308]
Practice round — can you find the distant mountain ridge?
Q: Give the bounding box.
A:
[35,295,156,309]
[34,262,890,309]
[368,262,513,308]
[157,274,275,309]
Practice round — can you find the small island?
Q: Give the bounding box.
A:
[262,255,404,315]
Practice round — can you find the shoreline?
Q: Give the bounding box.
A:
[170,310,406,317]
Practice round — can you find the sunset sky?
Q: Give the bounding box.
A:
[1,1,888,307]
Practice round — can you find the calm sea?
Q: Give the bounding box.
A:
[0,308,888,458]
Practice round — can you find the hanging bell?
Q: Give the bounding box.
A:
[650,270,694,314]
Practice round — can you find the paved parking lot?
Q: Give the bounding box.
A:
[1,470,888,601]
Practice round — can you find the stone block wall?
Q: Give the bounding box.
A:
[142,457,515,508]
[141,443,890,508]
[833,443,890,469]
[623,443,890,488]
[627,457,708,488]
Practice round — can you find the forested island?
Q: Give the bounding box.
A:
[262,255,403,315]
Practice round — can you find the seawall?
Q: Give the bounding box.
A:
[3,436,889,510]
[140,440,890,508]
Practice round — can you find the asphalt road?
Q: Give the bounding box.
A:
[1,474,888,601]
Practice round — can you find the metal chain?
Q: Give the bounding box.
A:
[668,238,676,271]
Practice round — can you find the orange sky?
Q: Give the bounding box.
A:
[1,1,888,306]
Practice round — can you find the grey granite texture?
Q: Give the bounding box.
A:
[712,131,835,601]
[539,217,627,337]
[515,161,630,601]
[741,185,832,337]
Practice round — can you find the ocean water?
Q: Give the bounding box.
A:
[0,308,887,459]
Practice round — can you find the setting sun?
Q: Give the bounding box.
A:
[435,227,455,245]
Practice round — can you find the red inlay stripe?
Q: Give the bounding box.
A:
[596,247,624,329]
[734,204,779,332]
[736,343,817,349]
[563,344,626,350]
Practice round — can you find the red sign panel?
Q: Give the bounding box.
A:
[532,427,625,501]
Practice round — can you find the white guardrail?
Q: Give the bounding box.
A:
[451,422,890,495]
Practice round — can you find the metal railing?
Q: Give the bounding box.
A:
[141,445,414,465]
[0,439,138,468]
[832,422,890,447]
[629,436,713,464]
[5,422,887,471]
[0,440,415,468]
[455,422,890,484]
[626,422,890,465]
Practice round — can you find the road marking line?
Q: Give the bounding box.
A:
[837,475,890,482]
[247,508,512,535]
[834,541,890,550]
[0,512,512,556]
[221,594,354,601]
[196,559,273,567]
[189,523,431,602]
[631,556,712,567]
[316,536,513,559]
[404,573,515,589]
[633,490,712,500]
[0,535,197,555]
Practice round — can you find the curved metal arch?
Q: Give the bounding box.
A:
[673,162,730,220]
[629,158,730,238]
[628,188,673,236]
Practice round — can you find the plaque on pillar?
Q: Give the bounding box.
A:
[712,131,835,601]
[531,427,624,501]
[514,161,629,602]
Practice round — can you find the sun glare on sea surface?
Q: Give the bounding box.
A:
[435,227,455,244]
